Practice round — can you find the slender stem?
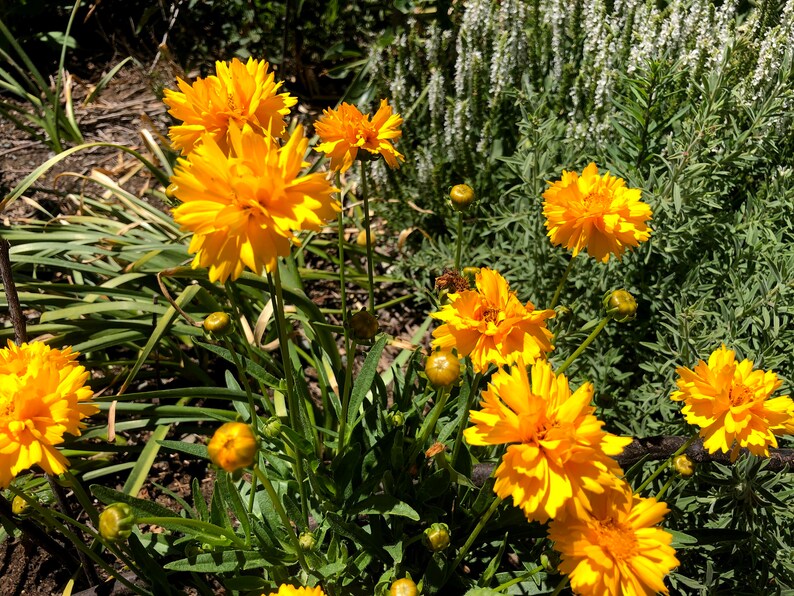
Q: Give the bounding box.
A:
[635,435,697,495]
[253,466,309,573]
[410,387,450,460]
[495,565,544,592]
[336,172,349,323]
[448,495,502,576]
[360,161,376,313]
[0,239,27,345]
[267,267,309,527]
[48,475,100,586]
[556,316,610,375]
[338,340,356,454]
[451,372,482,465]
[655,473,676,501]
[247,472,258,517]
[454,211,464,271]
[223,336,258,428]
[549,256,575,310]
[550,575,569,596]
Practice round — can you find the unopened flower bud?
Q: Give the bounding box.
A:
[461,266,480,284]
[673,454,695,477]
[299,531,316,551]
[449,184,476,211]
[203,311,232,335]
[423,522,451,552]
[11,495,30,516]
[540,549,560,573]
[207,422,257,472]
[425,351,460,389]
[165,183,178,199]
[99,503,136,542]
[390,578,418,596]
[263,416,282,439]
[388,410,405,428]
[604,289,637,322]
[349,309,379,341]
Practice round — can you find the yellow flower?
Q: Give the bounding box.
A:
[314,100,404,172]
[207,422,257,473]
[548,482,679,596]
[164,57,297,155]
[264,585,326,596]
[670,345,794,460]
[542,163,652,262]
[464,360,631,522]
[170,124,339,283]
[431,268,555,373]
[0,341,97,487]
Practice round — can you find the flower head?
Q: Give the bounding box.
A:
[671,345,794,459]
[208,422,258,472]
[548,482,679,596]
[314,100,404,172]
[431,268,555,373]
[542,163,652,262]
[170,124,339,283]
[464,360,631,522]
[164,57,297,155]
[264,586,326,596]
[0,341,97,487]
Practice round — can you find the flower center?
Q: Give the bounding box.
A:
[728,383,754,407]
[482,307,500,323]
[582,186,612,212]
[595,517,638,561]
[0,395,14,417]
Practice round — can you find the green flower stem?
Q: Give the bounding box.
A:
[222,336,259,428]
[247,472,258,518]
[268,267,309,527]
[62,471,99,526]
[495,565,544,592]
[655,473,676,501]
[454,211,464,271]
[253,465,309,574]
[635,435,698,495]
[135,516,248,549]
[338,339,356,455]
[336,171,349,322]
[410,386,450,461]
[550,575,569,596]
[359,160,376,313]
[448,495,503,576]
[549,256,576,310]
[556,316,610,375]
[451,372,482,465]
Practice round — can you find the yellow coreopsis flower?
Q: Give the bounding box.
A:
[671,345,794,460]
[164,57,297,155]
[542,163,652,262]
[314,99,404,172]
[0,341,97,487]
[170,124,339,283]
[431,268,555,373]
[548,482,679,596]
[207,422,258,473]
[264,586,326,596]
[464,360,632,522]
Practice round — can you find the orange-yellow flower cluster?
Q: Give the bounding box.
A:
[164,59,339,283]
[548,481,679,596]
[164,57,296,155]
[431,268,554,373]
[671,345,794,460]
[314,100,404,173]
[464,360,631,522]
[542,163,652,262]
[264,585,326,596]
[0,341,97,487]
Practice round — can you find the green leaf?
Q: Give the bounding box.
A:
[350,495,420,521]
[90,484,179,519]
[156,440,209,460]
[163,550,272,572]
[345,334,389,438]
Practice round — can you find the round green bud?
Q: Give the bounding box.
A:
[449,184,476,211]
[603,289,637,322]
[99,503,136,542]
[203,311,233,335]
[423,522,451,552]
[388,410,405,428]
[11,495,30,516]
[349,309,379,341]
[424,351,460,389]
[299,531,316,551]
[263,416,282,439]
[390,578,418,596]
[673,454,695,477]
